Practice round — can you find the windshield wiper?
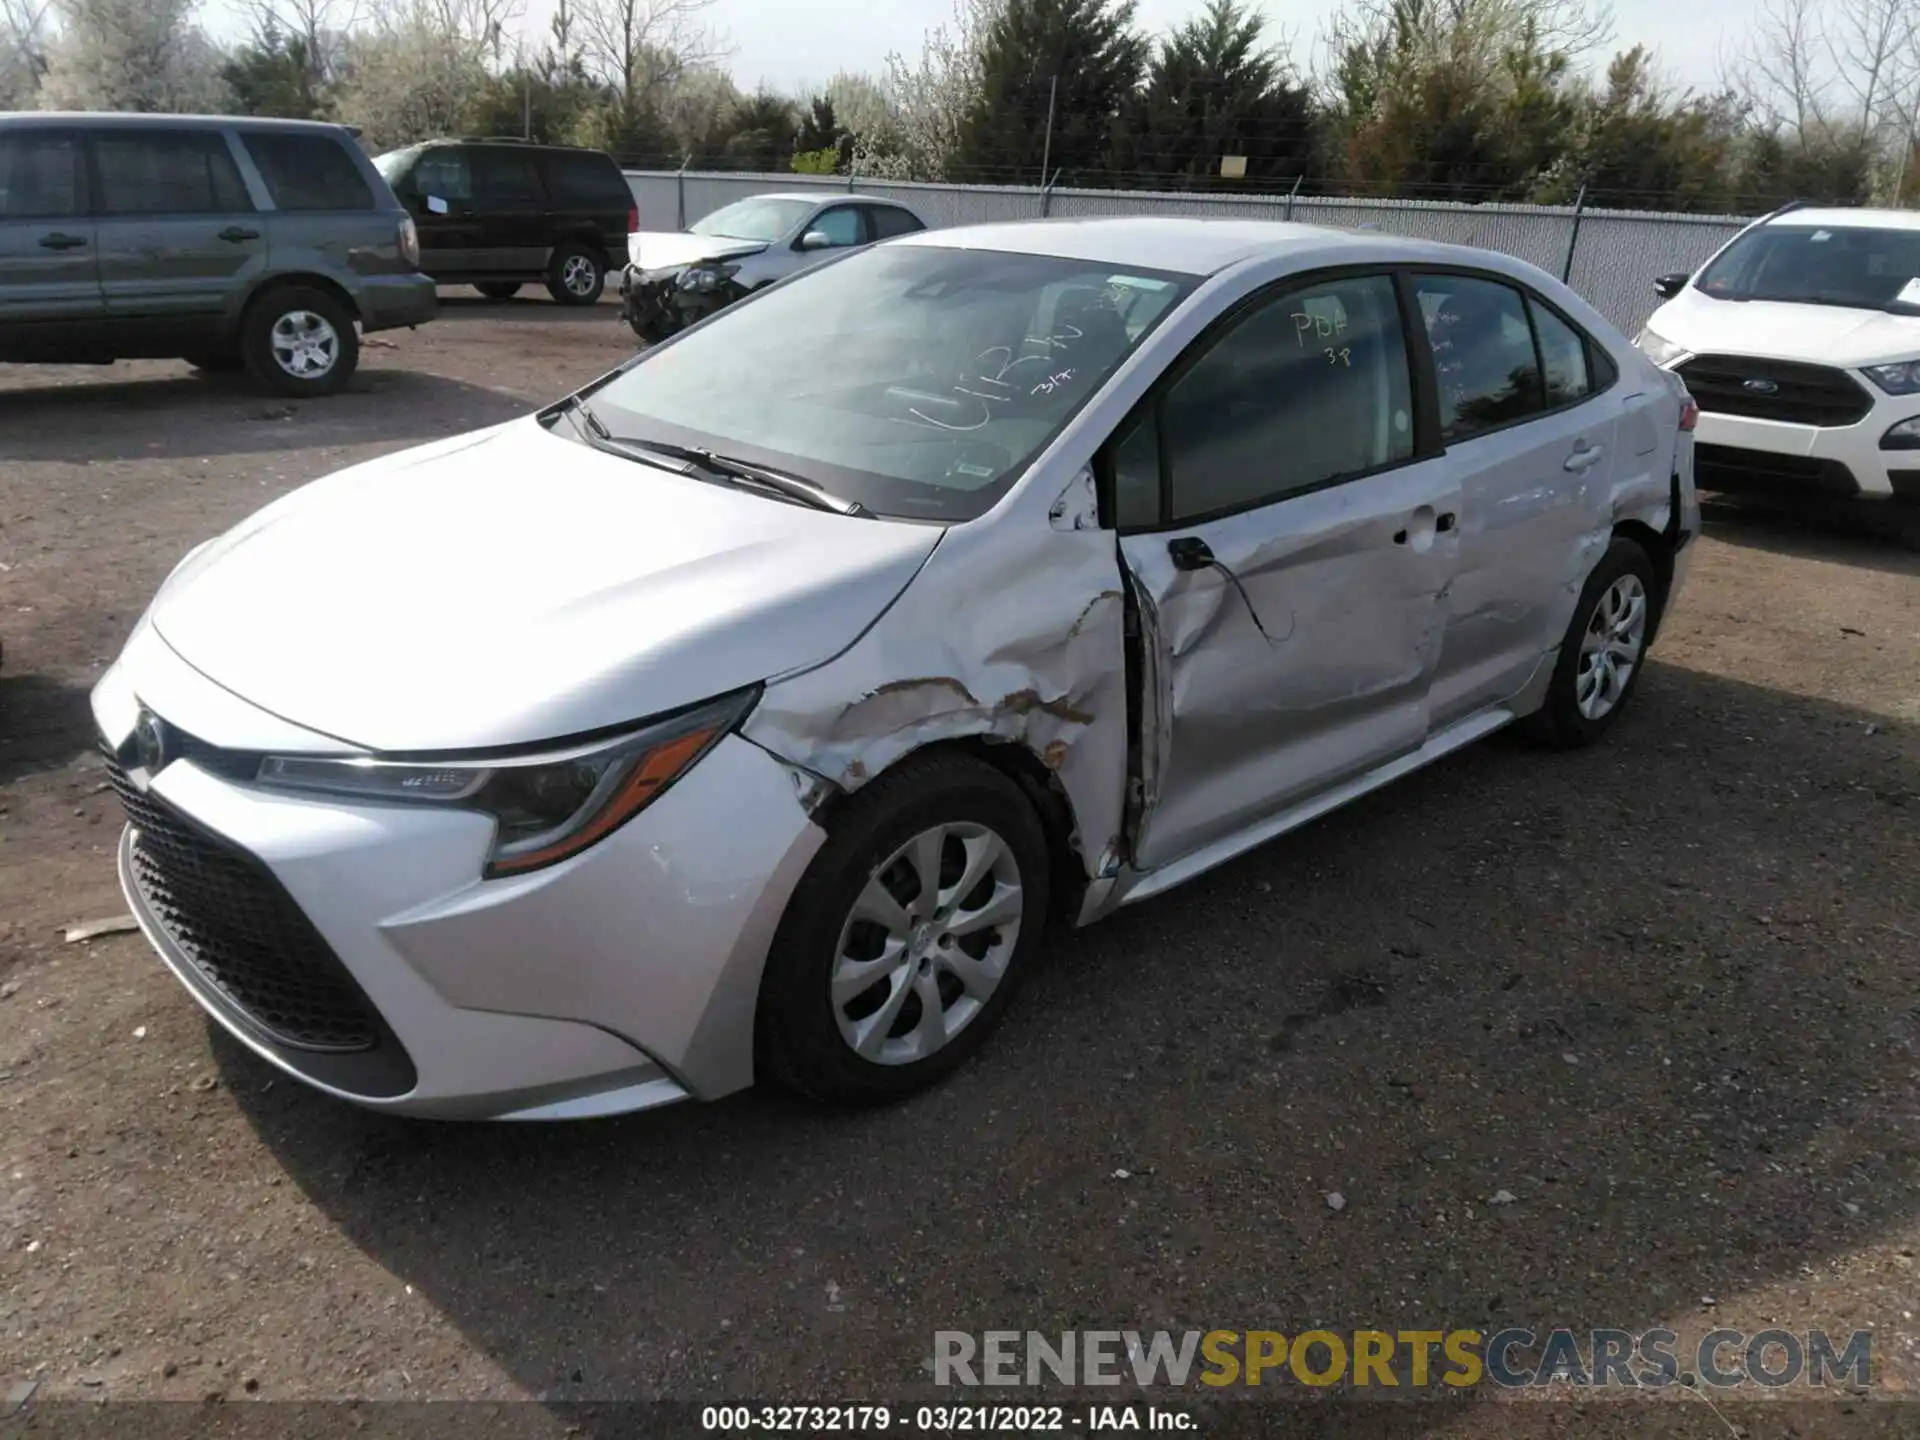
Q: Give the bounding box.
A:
[610,436,871,517]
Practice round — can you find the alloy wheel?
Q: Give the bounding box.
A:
[830,822,1024,1067]
[562,256,598,296]
[1575,573,1648,720]
[269,310,339,379]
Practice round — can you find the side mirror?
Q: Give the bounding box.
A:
[798,229,831,251]
[1653,272,1689,300]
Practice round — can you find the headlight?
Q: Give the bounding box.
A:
[1864,359,1920,395]
[1635,329,1689,367]
[678,263,739,294]
[254,688,758,878]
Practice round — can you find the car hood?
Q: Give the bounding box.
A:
[626,230,765,273]
[1650,289,1920,368]
[148,418,941,753]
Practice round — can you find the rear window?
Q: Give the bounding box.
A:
[243,132,375,211]
[542,149,626,208]
[91,131,251,214]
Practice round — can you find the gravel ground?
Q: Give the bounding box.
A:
[2,294,1918,1438]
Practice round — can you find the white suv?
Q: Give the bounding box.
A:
[1637,205,1920,508]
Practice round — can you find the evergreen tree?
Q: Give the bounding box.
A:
[956,0,1148,183]
[1110,0,1315,189]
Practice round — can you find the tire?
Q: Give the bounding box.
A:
[184,351,243,374]
[474,281,521,301]
[1520,536,1658,749]
[240,286,358,398]
[545,243,605,306]
[756,752,1052,1105]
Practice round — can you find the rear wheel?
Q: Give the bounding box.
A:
[474,281,521,301]
[1521,537,1657,748]
[545,243,604,306]
[240,286,358,397]
[756,753,1051,1105]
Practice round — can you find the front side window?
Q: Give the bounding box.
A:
[1696,223,1920,310]
[586,245,1197,522]
[1415,274,1544,441]
[806,206,863,248]
[410,148,472,202]
[1148,273,1414,523]
[244,133,374,211]
[0,132,81,218]
[689,197,814,242]
[91,131,250,215]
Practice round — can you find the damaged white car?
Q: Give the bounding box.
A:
[93,218,1700,1120]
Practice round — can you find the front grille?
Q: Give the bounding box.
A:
[1695,444,1861,499]
[1678,355,1873,427]
[106,755,379,1053]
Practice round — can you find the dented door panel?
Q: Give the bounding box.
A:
[1116,462,1462,873]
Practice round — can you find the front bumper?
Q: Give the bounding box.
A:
[617,265,730,340]
[90,622,826,1120]
[1691,408,1920,502]
[356,273,438,334]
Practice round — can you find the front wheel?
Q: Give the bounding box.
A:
[1521,536,1657,748]
[756,753,1051,1105]
[474,281,521,301]
[545,244,605,306]
[240,287,358,397]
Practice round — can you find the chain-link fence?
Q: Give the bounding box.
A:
[626,169,1753,337]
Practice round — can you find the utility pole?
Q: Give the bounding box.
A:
[1038,74,1058,197]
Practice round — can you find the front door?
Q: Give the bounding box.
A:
[88,128,266,339]
[1407,271,1624,728]
[1113,271,1462,872]
[0,128,101,331]
[404,147,482,276]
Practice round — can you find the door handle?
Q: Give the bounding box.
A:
[218,225,262,243]
[38,232,86,250]
[1564,442,1603,473]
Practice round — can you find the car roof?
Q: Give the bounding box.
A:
[2,111,356,135]
[897,216,1496,279]
[742,191,917,210]
[1767,207,1920,231]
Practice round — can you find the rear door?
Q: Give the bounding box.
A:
[539,149,631,256]
[468,146,548,275]
[89,127,264,340]
[1407,271,1623,729]
[1113,270,1462,871]
[0,127,101,327]
[861,203,925,242]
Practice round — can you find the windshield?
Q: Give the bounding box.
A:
[371,148,416,183]
[586,245,1197,521]
[1696,224,1920,310]
[688,197,816,242]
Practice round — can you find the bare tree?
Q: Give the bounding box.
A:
[37,0,230,111]
[330,0,496,145]
[571,0,724,116]
[1725,0,1833,139]
[0,0,51,106]
[240,0,355,88]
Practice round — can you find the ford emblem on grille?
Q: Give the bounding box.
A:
[1742,377,1780,395]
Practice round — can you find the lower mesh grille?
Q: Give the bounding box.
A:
[106,755,379,1053]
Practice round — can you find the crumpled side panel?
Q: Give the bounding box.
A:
[741,518,1130,879]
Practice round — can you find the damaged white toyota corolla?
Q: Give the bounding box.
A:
[94,217,1701,1119]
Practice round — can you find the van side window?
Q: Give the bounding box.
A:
[412,149,472,203]
[1158,273,1414,522]
[243,133,374,211]
[91,131,251,215]
[543,150,626,207]
[1413,274,1544,441]
[0,133,81,218]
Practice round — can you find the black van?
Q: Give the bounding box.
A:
[370,139,635,305]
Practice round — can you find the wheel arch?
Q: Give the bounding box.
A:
[235,272,360,336]
[1610,517,1675,640]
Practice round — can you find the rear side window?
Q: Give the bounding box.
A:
[542,150,625,207]
[1529,301,1592,408]
[867,205,924,239]
[472,148,543,205]
[0,132,82,218]
[92,131,251,215]
[1413,274,1544,441]
[243,133,374,211]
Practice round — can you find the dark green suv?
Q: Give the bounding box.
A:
[0,113,435,396]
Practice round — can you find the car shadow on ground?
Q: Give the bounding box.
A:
[217,661,1917,1435]
[1700,496,1920,577]
[433,292,627,325]
[0,672,99,784]
[0,368,535,465]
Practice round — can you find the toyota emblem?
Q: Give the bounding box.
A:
[131,710,169,775]
[1742,377,1779,395]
